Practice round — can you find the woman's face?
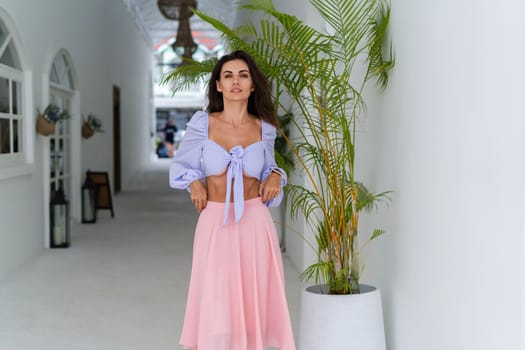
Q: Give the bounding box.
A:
[216,59,254,102]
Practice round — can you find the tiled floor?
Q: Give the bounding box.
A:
[0,159,302,350]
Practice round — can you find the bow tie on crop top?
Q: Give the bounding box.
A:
[203,140,266,224]
[168,111,287,225]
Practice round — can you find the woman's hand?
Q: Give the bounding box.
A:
[189,180,208,213]
[259,172,282,202]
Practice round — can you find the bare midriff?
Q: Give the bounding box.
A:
[206,172,260,202]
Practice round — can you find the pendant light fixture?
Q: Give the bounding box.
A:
[157,0,198,60]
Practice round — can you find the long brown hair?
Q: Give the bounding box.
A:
[206,50,278,127]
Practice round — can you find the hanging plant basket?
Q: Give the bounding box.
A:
[82,123,95,139]
[36,114,55,136]
[81,113,103,138]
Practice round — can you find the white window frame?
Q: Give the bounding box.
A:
[0,66,23,158]
[0,11,33,180]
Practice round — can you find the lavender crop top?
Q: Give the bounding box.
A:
[169,111,287,225]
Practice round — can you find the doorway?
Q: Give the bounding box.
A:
[45,50,80,248]
[113,85,121,193]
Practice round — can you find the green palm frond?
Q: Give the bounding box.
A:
[162,57,217,93]
[370,228,385,241]
[354,182,392,212]
[299,260,333,286]
[366,2,395,88]
[312,0,377,62]
[286,184,322,222]
[241,0,331,52]
[194,10,252,52]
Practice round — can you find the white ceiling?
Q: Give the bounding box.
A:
[128,0,237,51]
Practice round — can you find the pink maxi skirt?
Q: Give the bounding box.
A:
[180,198,296,350]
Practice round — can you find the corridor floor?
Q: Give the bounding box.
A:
[0,159,302,350]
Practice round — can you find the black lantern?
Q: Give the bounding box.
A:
[172,16,198,59]
[157,0,198,60]
[50,185,70,248]
[82,171,97,224]
[157,0,197,20]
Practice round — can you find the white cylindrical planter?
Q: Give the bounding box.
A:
[299,284,386,350]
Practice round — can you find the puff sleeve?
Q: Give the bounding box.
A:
[260,121,287,207]
[169,111,207,190]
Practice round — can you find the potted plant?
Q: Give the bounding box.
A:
[165,0,393,348]
[82,113,104,139]
[36,103,71,136]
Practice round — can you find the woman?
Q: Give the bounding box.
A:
[169,50,296,350]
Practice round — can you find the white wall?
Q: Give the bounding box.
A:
[0,0,152,280]
[358,0,525,349]
[242,0,525,348]
[0,6,43,282]
[93,2,153,189]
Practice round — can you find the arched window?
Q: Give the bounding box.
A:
[50,52,73,90]
[0,18,23,160]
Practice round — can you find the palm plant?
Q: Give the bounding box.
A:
[83,113,104,133]
[41,103,71,123]
[164,0,393,294]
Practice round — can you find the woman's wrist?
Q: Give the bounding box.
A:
[270,169,282,177]
[189,179,203,190]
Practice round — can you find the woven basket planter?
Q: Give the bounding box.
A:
[82,124,95,139]
[36,114,55,136]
